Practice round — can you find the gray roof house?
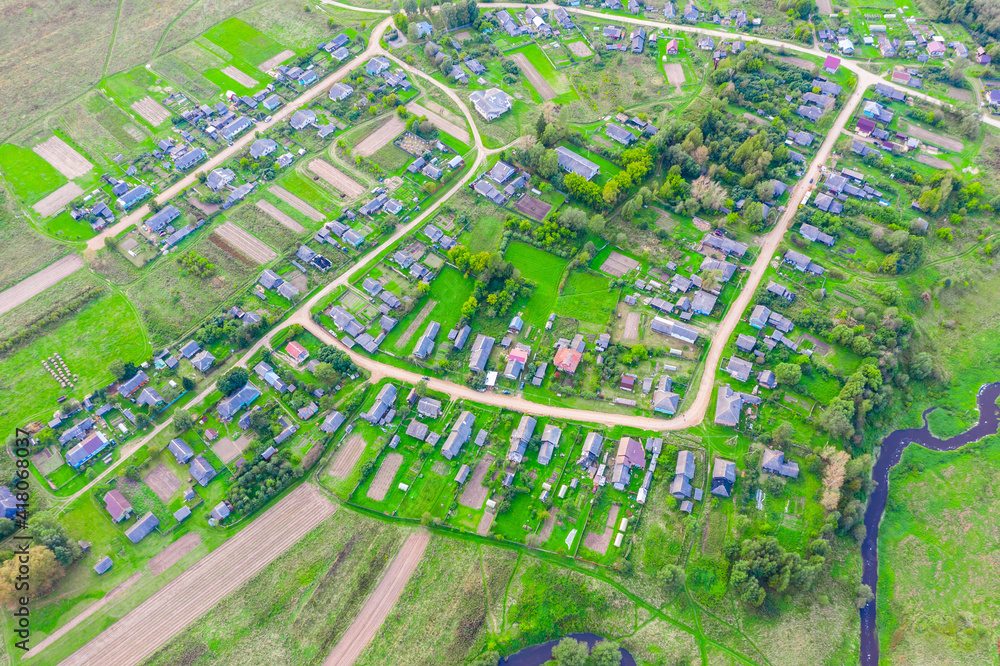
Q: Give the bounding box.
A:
[125,511,159,544]
[711,458,737,496]
[365,383,397,423]
[578,431,604,465]
[168,438,194,464]
[320,410,345,433]
[442,411,475,459]
[189,455,217,486]
[538,423,561,465]
[94,556,114,575]
[507,415,536,462]
[413,321,441,359]
[469,334,494,372]
[762,448,800,478]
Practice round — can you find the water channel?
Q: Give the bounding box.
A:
[500,633,636,666]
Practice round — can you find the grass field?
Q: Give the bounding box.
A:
[384,266,475,355]
[554,270,617,328]
[203,18,284,67]
[0,143,67,204]
[504,242,569,328]
[0,200,69,291]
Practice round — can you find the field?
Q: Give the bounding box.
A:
[385,267,475,354]
[203,17,284,67]
[664,62,686,88]
[130,97,172,126]
[259,49,295,72]
[212,221,278,264]
[308,159,366,198]
[33,135,93,179]
[354,116,407,157]
[513,196,551,221]
[220,65,258,87]
[270,185,323,221]
[0,143,67,204]
[32,182,85,217]
[0,254,84,317]
[254,200,305,233]
[903,122,964,153]
[328,433,368,479]
[367,452,404,501]
[510,52,556,101]
[555,270,617,327]
[505,242,568,328]
[406,102,470,144]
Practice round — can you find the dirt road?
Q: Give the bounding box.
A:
[59,484,335,666]
[0,254,84,316]
[323,530,430,666]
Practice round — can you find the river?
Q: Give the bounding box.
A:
[500,633,636,666]
[859,382,1000,665]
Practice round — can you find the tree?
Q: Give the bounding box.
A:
[108,359,126,380]
[588,213,606,235]
[134,413,150,429]
[772,421,794,445]
[560,207,587,232]
[551,637,589,666]
[27,513,80,565]
[855,583,874,609]
[587,641,623,666]
[182,376,196,391]
[218,367,249,395]
[657,564,686,592]
[0,546,63,607]
[174,410,195,433]
[313,362,338,385]
[538,149,560,179]
[407,23,419,41]
[251,410,272,436]
[403,0,417,12]
[744,201,764,227]
[774,362,802,385]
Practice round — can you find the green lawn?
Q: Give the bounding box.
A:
[385,266,475,354]
[554,270,617,327]
[203,18,285,67]
[505,242,569,328]
[0,143,67,204]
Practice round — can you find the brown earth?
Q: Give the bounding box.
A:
[459,455,493,509]
[130,96,172,126]
[308,159,367,198]
[32,182,84,217]
[33,136,93,179]
[367,453,404,501]
[511,52,556,100]
[355,115,407,157]
[329,433,367,479]
[405,101,470,144]
[213,221,277,264]
[221,65,258,87]
[149,533,202,575]
[142,463,181,503]
[0,254,84,317]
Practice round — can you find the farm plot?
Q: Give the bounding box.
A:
[367,453,404,501]
[32,136,92,179]
[212,221,278,263]
[514,196,552,221]
[664,63,686,90]
[0,254,84,316]
[567,40,593,58]
[130,96,172,126]
[623,312,641,340]
[149,533,202,575]
[777,55,814,70]
[255,201,305,234]
[511,52,556,101]
[904,122,964,152]
[308,159,366,198]
[221,65,259,87]
[322,531,431,666]
[259,49,294,72]
[143,463,181,502]
[329,433,368,479]
[458,455,493,509]
[211,436,244,464]
[395,300,437,350]
[32,182,84,217]
[406,102,469,144]
[60,484,336,666]
[599,251,640,277]
[354,116,406,157]
[582,503,619,555]
[816,0,833,13]
[270,185,323,221]
[915,153,952,169]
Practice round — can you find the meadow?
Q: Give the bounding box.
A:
[505,242,569,328]
[0,143,67,204]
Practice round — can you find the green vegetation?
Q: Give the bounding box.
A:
[202,18,284,67]
[0,143,67,204]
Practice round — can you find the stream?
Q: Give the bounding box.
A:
[500,633,636,666]
[859,382,1000,665]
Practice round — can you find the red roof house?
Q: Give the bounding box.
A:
[104,490,133,523]
[553,348,582,373]
[823,55,840,74]
[286,341,309,364]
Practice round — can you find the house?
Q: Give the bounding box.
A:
[874,83,906,102]
[683,3,699,21]
[467,58,487,75]
[416,21,433,38]
[469,334,494,372]
[320,410,345,433]
[726,356,754,382]
[474,179,506,205]
[838,38,855,54]
[783,249,824,275]
[670,450,695,498]
[285,341,309,364]
[823,55,840,74]
[691,291,717,316]
[259,269,283,289]
[665,38,678,55]
[714,384,760,427]
[455,464,471,484]
[702,233,748,257]
[416,397,442,418]
[117,184,152,210]
[218,383,260,421]
[0,487,18,521]
[977,46,991,65]
[508,415,536,462]
[449,64,468,83]
[136,387,163,408]
[504,344,530,380]
[406,420,429,440]
[554,146,599,180]
[104,490,133,522]
[141,205,180,234]
[800,223,835,246]
[611,436,646,490]
[538,423,561,465]
[175,148,207,171]
[329,82,354,102]
[856,117,877,136]
[766,281,795,301]
[168,438,194,464]
[606,124,635,145]
[207,168,236,191]
[442,411,475,459]
[469,88,512,121]
[553,7,574,28]
[262,94,282,111]
[761,448,799,478]
[250,139,278,159]
[413,321,441,359]
[735,334,757,354]
[631,27,646,53]
[578,432,604,466]
[191,350,215,373]
[758,369,777,389]
[711,457,737,496]
[119,370,149,397]
[454,325,472,351]
[290,109,317,130]
[797,106,823,123]
[365,384,397,423]
[221,116,253,141]
[650,317,699,344]
[367,56,391,76]
[927,40,946,57]
[554,347,583,373]
[786,130,814,147]
[125,512,159,544]
[211,502,231,522]
[189,454,217,486]
[94,556,114,575]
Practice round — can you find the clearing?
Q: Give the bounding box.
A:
[60,484,335,666]
[355,115,407,157]
[143,463,181,502]
[514,196,552,221]
[329,433,367,479]
[221,65,259,88]
[600,251,640,277]
[149,533,202,575]
[915,153,952,169]
[583,503,619,555]
[212,220,278,263]
[395,299,437,350]
[405,102,470,144]
[32,182,84,217]
[322,531,431,666]
[511,52,556,100]
[904,122,964,152]
[459,454,493,508]
[308,159,366,198]
[0,254,84,316]
[623,312,641,340]
[255,200,305,233]
[259,49,294,72]
[130,97,172,126]
[367,453,404,501]
[32,136,92,179]
[270,185,323,221]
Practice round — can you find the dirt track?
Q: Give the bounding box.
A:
[59,484,335,666]
[33,136,93,179]
[0,254,83,316]
[355,115,406,157]
[32,182,84,217]
[406,102,470,144]
[323,530,430,666]
[511,53,555,100]
[255,200,305,233]
[309,159,367,198]
[270,185,324,221]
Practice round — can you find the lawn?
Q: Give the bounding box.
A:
[554,270,617,328]
[504,242,569,328]
[384,266,475,354]
[202,18,285,67]
[0,143,67,204]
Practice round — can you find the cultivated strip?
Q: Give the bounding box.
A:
[270,185,324,221]
[130,97,171,126]
[406,102,469,144]
[32,182,84,217]
[510,53,555,100]
[354,115,406,157]
[259,49,295,72]
[255,200,305,233]
[221,65,258,88]
[0,254,84,316]
[213,220,278,263]
[308,159,367,198]
[33,136,93,179]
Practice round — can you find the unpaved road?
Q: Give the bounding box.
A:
[0,254,84,316]
[59,484,335,666]
[323,530,430,666]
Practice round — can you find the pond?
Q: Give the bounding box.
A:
[501,633,636,666]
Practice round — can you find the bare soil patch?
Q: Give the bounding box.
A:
[538,508,558,542]
[583,503,619,555]
[0,254,84,317]
[32,182,83,217]
[130,96,172,126]
[368,453,404,501]
[213,220,278,264]
[259,49,295,72]
[914,153,952,169]
[568,40,593,58]
[31,446,64,476]
[406,102,469,144]
[459,455,493,508]
[743,112,770,127]
[355,115,407,157]
[800,332,831,356]
[61,484,335,666]
[454,31,472,41]
[149,533,202,575]
[664,62,685,91]
[514,196,552,221]
[623,312,641,340]
[323,531,431,666]
[33,136,93,179]
[396,299,437,350]
[477,512,495,535]
[211,436,243,464]
[511,52,556,100]
[945,85,972,103]
[188,196,221,217]
[816,0,833,13]
[329,433,367,479]
[255,200,306,233]
[904,122,964,152]
[308,159,366,198]
[270,185,323,221]
[143,463,181,503]
[778,55,814,71]
[600,251,640,277]
[221,65,258,88]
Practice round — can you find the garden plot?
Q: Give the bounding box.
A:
[143,463,181,502]
[355,115,406,157]
[368,453,404,501]
[255,200,305,233]
[221,65,259,87]
[270,185,323,221]
[0,254,84,316]
[32,182,83,217]
[583,503,619,555]
[259,49,294,72]
[511,52,556,100]
[212,436,245,464]
[149,533,202,575]
[623,312,641,340]
[213,221,278,263]
[130,96,172,126]
[329,433,367,479]
[395,299,437,350]
[33,136,93,179]
[514,196,552,221]
[816,0,833,12]
[777,55,814,70]
[599,251,640,277]
[308,159,366,198]
[915,153,952,169]
[567,40,593,58]
[459,454,493,509]
[31,446,64,476]
[406,102,469,144]
[664,63,685,91]
[904,122,964,152]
